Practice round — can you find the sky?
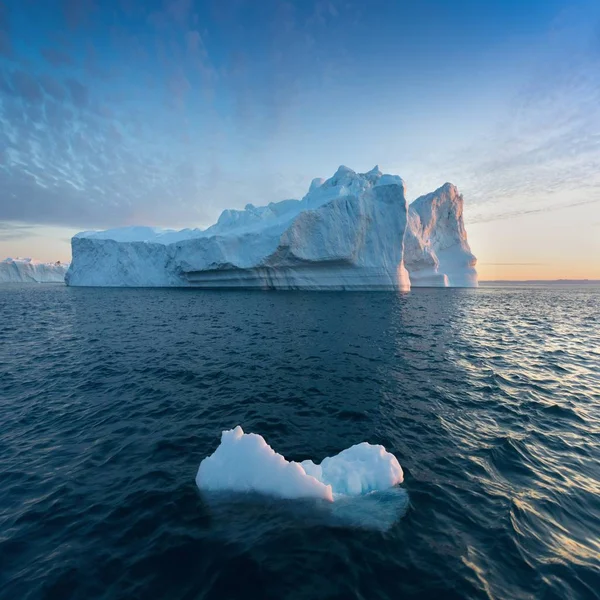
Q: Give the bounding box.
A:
[0,0,599,280]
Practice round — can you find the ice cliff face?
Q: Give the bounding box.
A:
[404,183,478,287]
[66,166,477,289]
[0,258,68,283]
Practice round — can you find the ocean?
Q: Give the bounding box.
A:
[1,284,599,599]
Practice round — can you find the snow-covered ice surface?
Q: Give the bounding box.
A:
[66,166,477,288]
[196,426,408,531]
[0,258,68,283]
[196,426,404,502]
[196,426,335,502]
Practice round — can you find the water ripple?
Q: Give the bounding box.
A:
[0,284,599,599]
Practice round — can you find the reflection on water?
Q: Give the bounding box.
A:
[201,486,410,536]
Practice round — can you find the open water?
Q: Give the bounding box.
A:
[0,284,599,599]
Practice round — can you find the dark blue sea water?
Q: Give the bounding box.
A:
[1,284,599,600]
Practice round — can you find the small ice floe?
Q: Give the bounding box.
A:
[195,426,407,530]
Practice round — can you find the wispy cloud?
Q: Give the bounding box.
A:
[65,78,89,108]
[467,197,600,225]
[0,222,37,241]
[422,4,600,223]
[0,0,598,240]
[41,48,73,67]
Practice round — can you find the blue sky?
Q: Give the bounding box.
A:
[1,0,599,278]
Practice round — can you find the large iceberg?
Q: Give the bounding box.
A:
[195,426,404,502]
[0,257,68,283]
[66,166,477,289]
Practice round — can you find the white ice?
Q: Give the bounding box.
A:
[66,165,477,289]
[195,426,404,503]
[404,183,478,287]
[0,257,69,283]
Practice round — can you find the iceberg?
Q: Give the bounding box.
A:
[405,183,478,287]
[66,166,477,289]
[0,257,68,284]
[195,426,404,503]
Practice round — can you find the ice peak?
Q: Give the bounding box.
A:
[326,165,357,187]
[439,182,459,195]
[437,183,462,206]
[335,164,355,176]
[411,182,461,211]
[309,177,325,192]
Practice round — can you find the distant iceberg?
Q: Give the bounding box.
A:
[196,426,404,502]
[0,257,68,284]
[66,166,477,289]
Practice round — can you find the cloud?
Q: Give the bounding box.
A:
[65,78,89,108]
[308,0,341,26]
[0,81,217,230]
[10,70,43,103]
[1,0,598,242]
[402,4,600,223]
[39,74,66,101]
[41,47,73,67]
[164,0,193,25]
[0,222,38,241]
[43,98,74,129]
[62,0,96,29]
[468,197,600,225]
[186,30,202,53]
[83,42,110,79]
[0,30,10,57]
[0,0,11,56]
[168,70,191,108]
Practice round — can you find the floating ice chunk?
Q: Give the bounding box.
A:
[300,442,404,496]
[196,426,333,501]
[195,426,404,503]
